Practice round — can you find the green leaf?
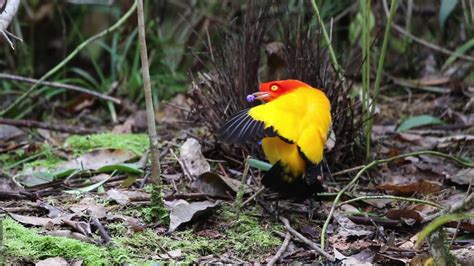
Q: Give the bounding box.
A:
[439,0,458,29]
[96,163,143,175]
[397,115,445,132]
[248,158,272,171]
[442,38,474,69]
[63,174,112,195]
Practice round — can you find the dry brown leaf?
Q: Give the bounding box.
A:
[377,180,442,195]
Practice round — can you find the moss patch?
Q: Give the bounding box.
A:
[3,217,112,264]
[65,133,149,155]
[3,205,281,264]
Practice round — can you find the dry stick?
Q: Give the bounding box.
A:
[340,195,444,209]
[0,1,137,116]
[320,150,474,250]
[268,232,291,266]
[137,0,161,184]
[0,117,98,134]
[279,216,335,261]
[91,217,112,243]
[0,73,121,104]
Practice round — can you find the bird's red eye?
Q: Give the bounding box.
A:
[270,85,278,91]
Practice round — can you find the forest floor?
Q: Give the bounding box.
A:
[0,84,473,265]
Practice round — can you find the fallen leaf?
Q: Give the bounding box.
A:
[449,168,474,185]
[377,180,442,195]
[335,215,373,238]
[193,172,252,196]
[69,197,107,218]
[107,189,130,205]
[0,125,23,141]
[179,138,210,177]
[9,213,58,227]
[343,249,375,265]
[165,199,219,232]
[452,245,474,265]
[35,257,68,266]
[385,209,424,225]
[57,149,136,171]
[107,189,150,205]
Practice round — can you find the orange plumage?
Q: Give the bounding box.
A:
[219,79,331,198]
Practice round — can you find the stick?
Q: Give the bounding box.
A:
[91,217,112,243]
[268,232,291,266]
[340,195,443,209]
[0,118,98,134]
[0,1,137,116]
[137,0,161,184]
[279,216,334,261]
[0,73,121,104]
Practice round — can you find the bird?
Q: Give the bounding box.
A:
[218,79,332,199]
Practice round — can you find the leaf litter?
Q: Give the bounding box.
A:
[1,86,473,265]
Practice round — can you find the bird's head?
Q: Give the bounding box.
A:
[247,79,309,102]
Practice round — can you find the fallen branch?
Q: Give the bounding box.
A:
[320,150,474,249]
[91,217,112,243]
[268,232,291,266]
[0,1,137,116]
[279,216,334,261]
[0,117,99,134]
[0,73,121,104]
[340,195,444,209]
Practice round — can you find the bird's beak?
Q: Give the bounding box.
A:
[251,91,271,100]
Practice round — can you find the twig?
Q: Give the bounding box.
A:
[279,216,334,261]
[0,1,137,116]
[340,195,443,209]
[0,117,99,134]
[332,165,365,176]
[0,73,121,104]
[91,217,112,243]
[268,232,291,266]
[170,149,192,181]
[137,0,161,184]
[243,187,264,206]
[320,150,474,249]
[423,192,474,223]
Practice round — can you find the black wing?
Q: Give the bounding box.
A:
[218,109,274,144]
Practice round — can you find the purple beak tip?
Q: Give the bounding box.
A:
[246,94,256,102]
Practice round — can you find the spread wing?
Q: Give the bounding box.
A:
[218,109,278,144]
[218,87,331,164]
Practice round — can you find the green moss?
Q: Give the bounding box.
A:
[3,218,111,264]
[3,205,281,264]
[65,133,149,155]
